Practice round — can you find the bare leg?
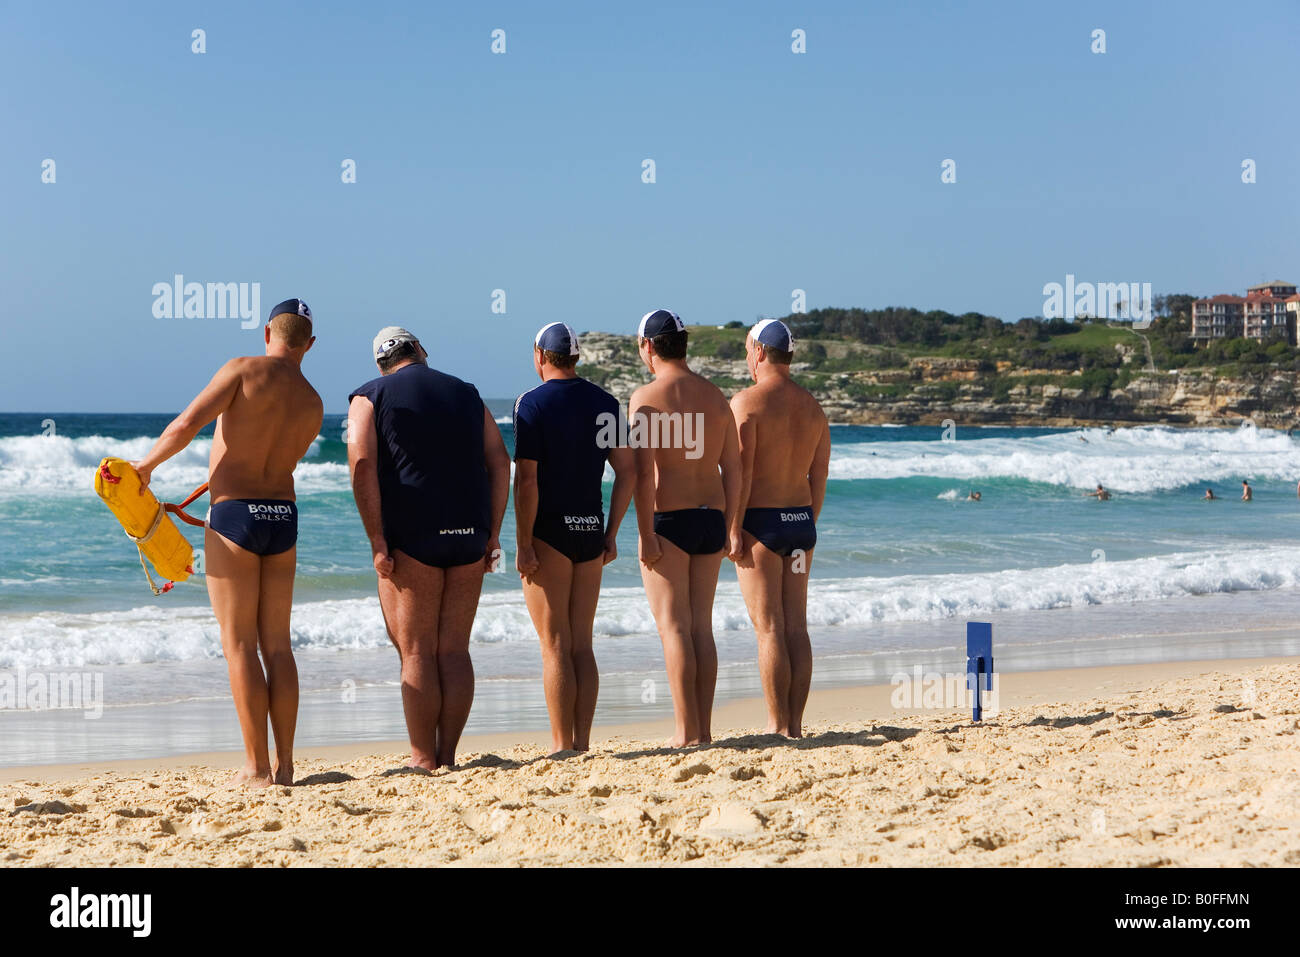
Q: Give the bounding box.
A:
[434,559,484,767]
[568,554,604,751]
[205,526,272,788]
[258,547,300,784]
[782,548,814,737]
[521,539,576,753]
[735,538,790,734]
[641,537,699,747]
[378,549,443,770]
[687,550,723,744]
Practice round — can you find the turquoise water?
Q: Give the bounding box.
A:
[3,410,1300,763]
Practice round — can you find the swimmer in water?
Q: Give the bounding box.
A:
[1085,484,1110,501]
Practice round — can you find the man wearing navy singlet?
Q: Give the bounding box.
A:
[513,322,635,754]
[347,327,511,769]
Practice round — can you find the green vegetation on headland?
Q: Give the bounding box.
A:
[575,297,1300,428]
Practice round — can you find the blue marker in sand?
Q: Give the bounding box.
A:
[966,622,994,722]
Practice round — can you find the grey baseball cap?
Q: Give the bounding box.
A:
[373,326,419,360]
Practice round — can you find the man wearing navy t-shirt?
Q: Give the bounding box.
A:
[513,322,635,754]
[347,327,511,770]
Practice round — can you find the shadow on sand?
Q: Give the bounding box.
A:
[608,724,922,762]
[287,724,930,787]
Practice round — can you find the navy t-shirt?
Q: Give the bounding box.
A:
[349,363,489,543]
[512,377,619,515]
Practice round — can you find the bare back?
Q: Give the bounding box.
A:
[209,356,323,502]
[631,368,734,511]
[732,376,829,508]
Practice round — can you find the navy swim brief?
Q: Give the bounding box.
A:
[208,499,298,556]
[741,506,816,557]
[653,507,726,556]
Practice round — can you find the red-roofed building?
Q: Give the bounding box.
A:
[1192,281,1297,344]
[1191,294,1246,339]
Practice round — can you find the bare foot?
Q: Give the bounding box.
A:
[666,735,690,749]
[230,766,273,789]
[408,756,438,772]
[272,760,294,786]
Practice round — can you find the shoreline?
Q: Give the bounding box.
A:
[3,655,1292,784]
[6,605,1300,769]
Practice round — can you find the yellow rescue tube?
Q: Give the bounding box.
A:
[94,457,196,588]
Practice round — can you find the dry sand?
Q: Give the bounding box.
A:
[2,658,1298,866]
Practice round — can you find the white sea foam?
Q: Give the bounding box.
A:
[0,433,347,496]
[827,423,1300,491]
[7,424,1295,497]
[5,545,1300,669]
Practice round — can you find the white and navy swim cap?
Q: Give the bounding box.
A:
[638,309,685,339]
[751,318,795,353]
[534,321,579,355]
[373,325,419,359]
[269,298,311,322]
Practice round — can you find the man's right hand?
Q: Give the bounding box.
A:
[130,461,153,494]
[372,539,394,579]
[728,528,751,566]
[639,533,662,569]
[516,543,539,580]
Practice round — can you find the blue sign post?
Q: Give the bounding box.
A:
[966,621,994,722]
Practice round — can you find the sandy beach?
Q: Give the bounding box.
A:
[1,656,1295,867]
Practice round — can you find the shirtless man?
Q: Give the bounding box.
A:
[134,298,322,787]
[1241,479,1252,502]
[729,320,830,738]
[1086,484,1111,501]
[514,323,635,754]
[348,327,510,770]
[630,309,742,747]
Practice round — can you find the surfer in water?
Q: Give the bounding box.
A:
[133,299,323,788]
[1242,479,1252,502]
[1085,483,1111,501]
[1204,488,1216,501]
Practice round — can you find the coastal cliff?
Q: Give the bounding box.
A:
[575,331,1300,429]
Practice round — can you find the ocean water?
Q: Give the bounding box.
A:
[4,410,1300,764]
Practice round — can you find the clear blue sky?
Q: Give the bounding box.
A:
[3,0,1297,412]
